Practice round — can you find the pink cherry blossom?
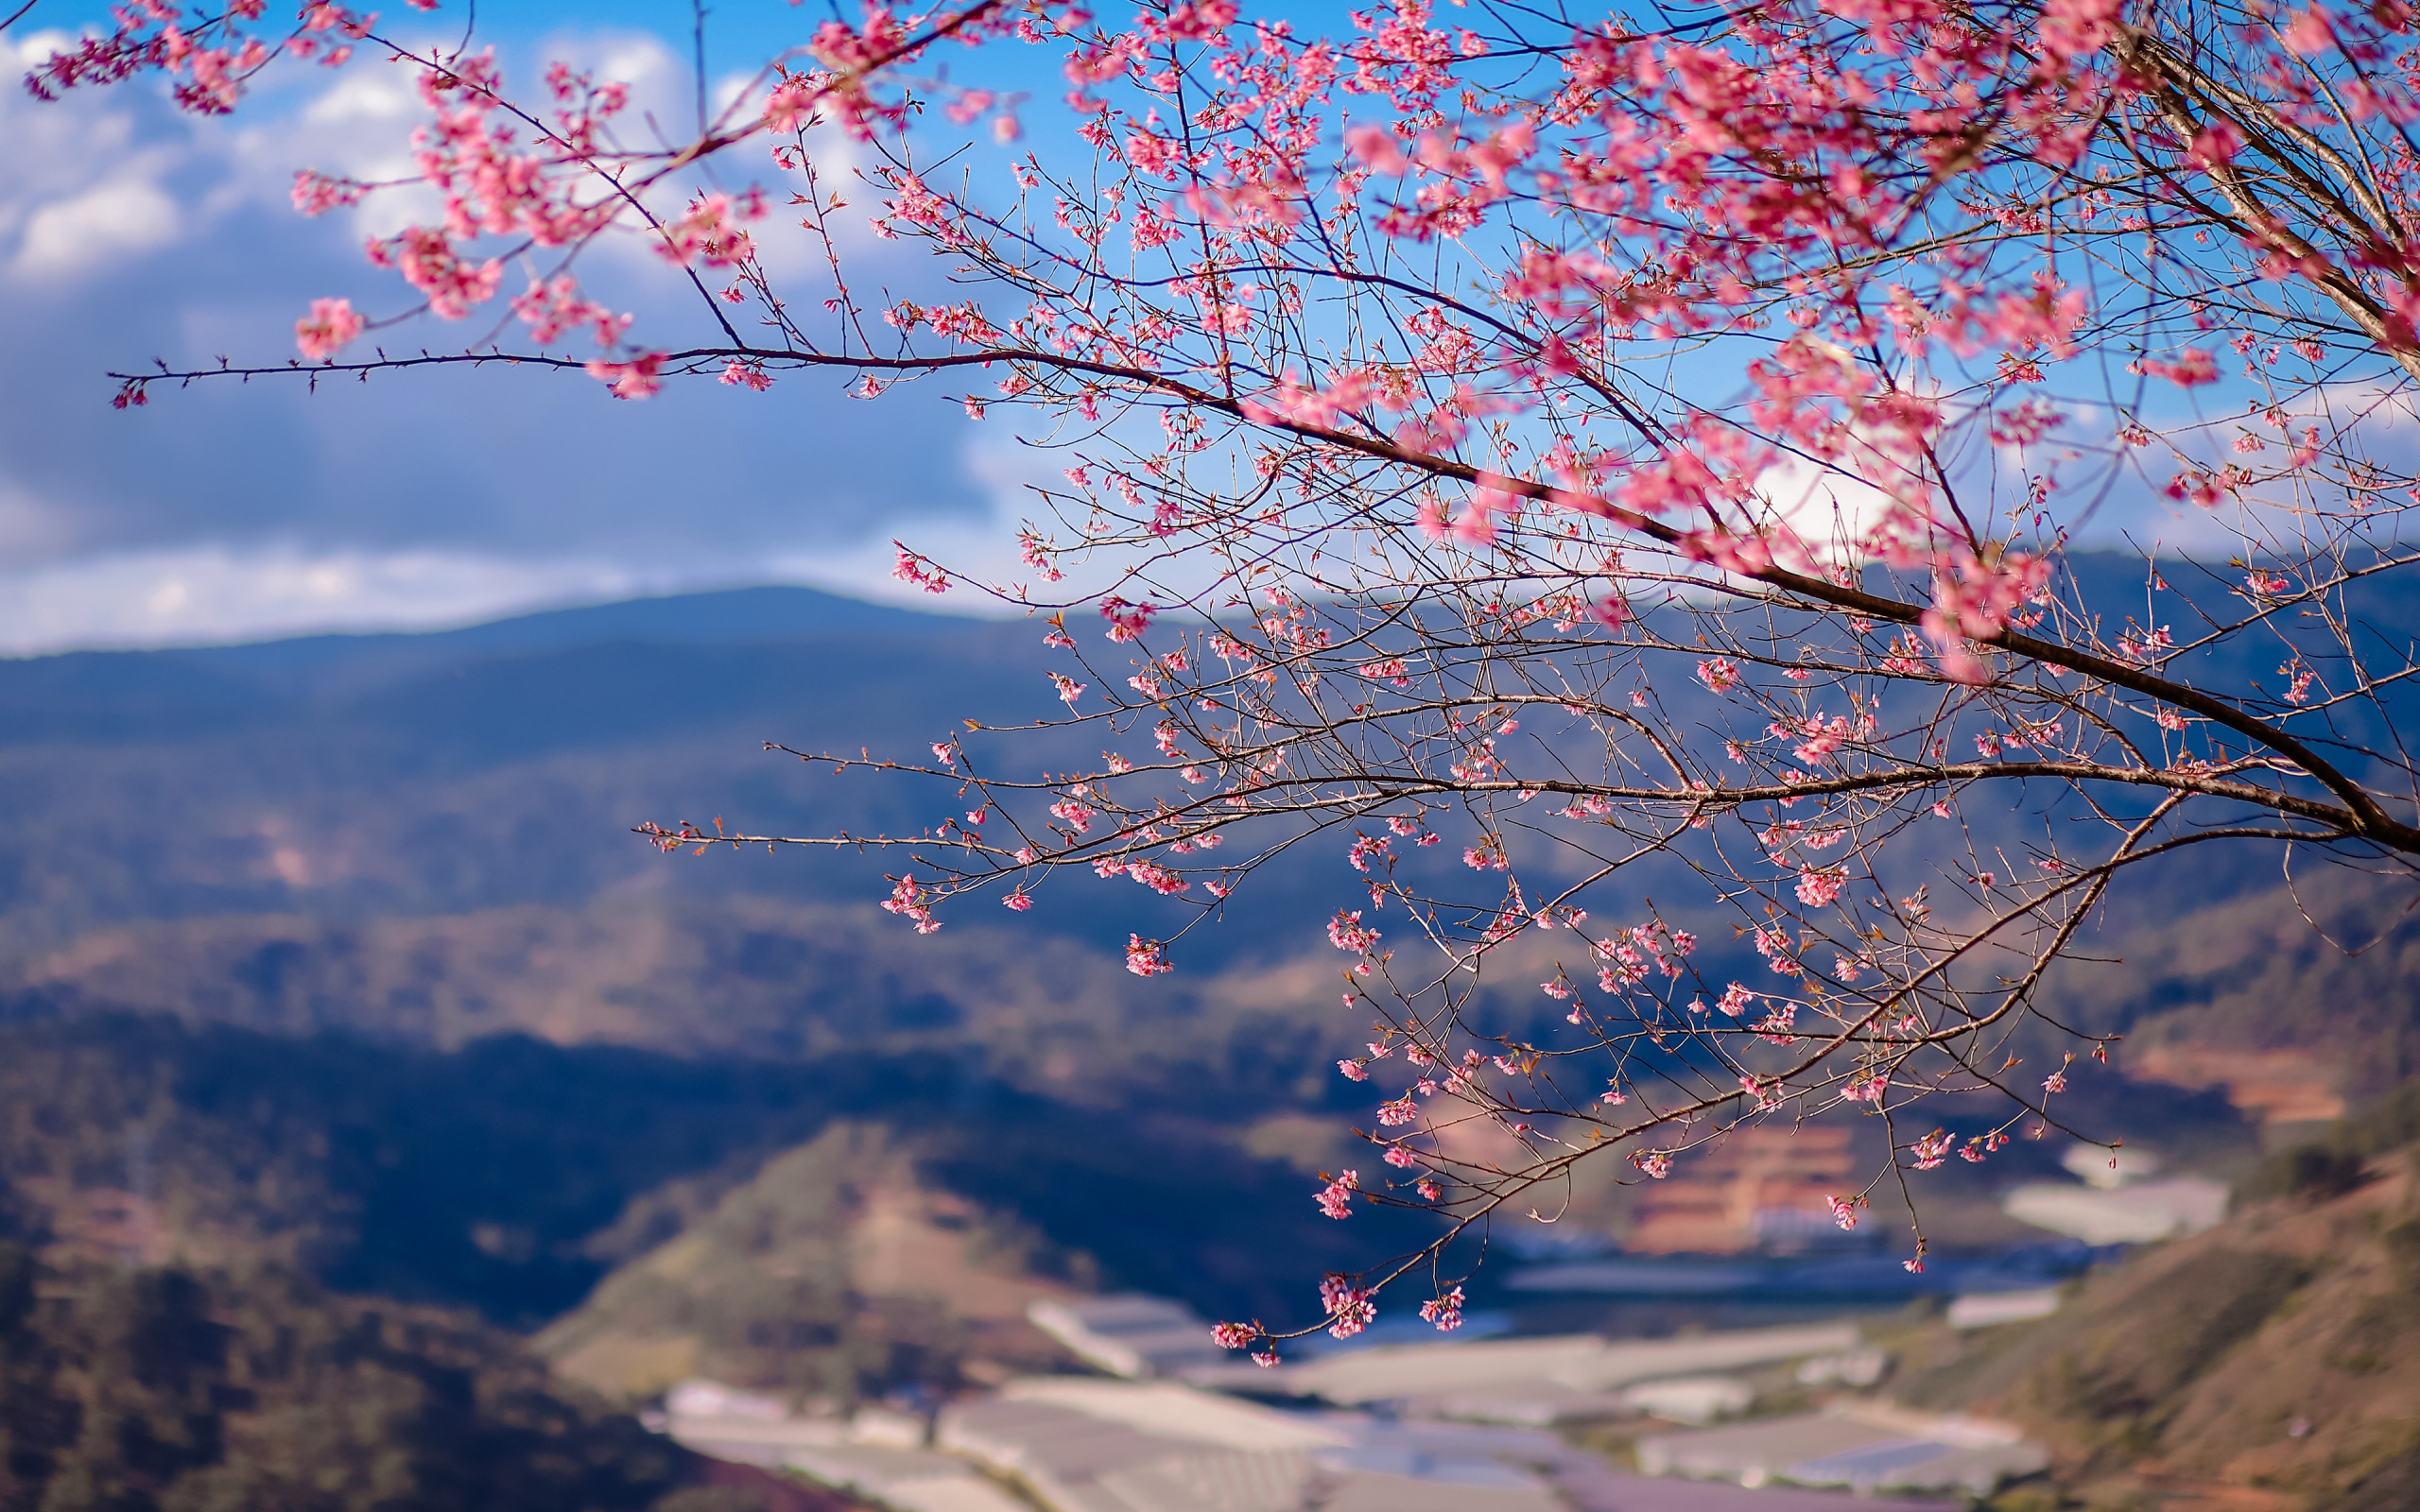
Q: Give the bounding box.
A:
[55,0,2420,1360]
[1124,936,1172,976]
[1314,1169,1359,1219]
[293,297,363,360]
[1319,1274,1376,1338]
[585,354,664,400]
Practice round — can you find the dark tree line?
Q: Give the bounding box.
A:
[0,1247,691,1512]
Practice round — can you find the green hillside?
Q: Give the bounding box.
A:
[1893,1090,2420,1511]
[0,1010,1409,1334]
[538,1123,1085,1403]
[0,898,1360,1111]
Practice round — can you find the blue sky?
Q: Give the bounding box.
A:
[0,3,1072,653]
[0,0,2297,654]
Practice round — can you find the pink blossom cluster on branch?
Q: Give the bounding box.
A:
[42,0,2420,1347]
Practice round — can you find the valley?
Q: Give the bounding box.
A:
[0,582,2411,1512]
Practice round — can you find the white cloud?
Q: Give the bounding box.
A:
[757,429,1236,618]
[0,24,1002,655]
[1754,452,1900,562]
[0,472,78,558]
[0,544,680,655]
[3,28,80,77]
[0,33,185,279]
[300,71,420,127]
[719,430,1053,613]
[15,178,182,277]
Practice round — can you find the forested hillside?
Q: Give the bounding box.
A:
[0,1008,1411,1332]
[1895,1089,2420,1511]
[0,1246,696,1512]
[0,583,2407,1292]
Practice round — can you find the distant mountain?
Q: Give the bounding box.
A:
[0,583,984,710]
[0,586,969,740]
[0,562,2405,967]
[0,579,1351,967]
[250,583,994,659]
[0,1009,856,1320]
[2047,864,2420,1107]
[0,898,1363,1109]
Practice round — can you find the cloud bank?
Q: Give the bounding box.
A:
[0,26,1011,654]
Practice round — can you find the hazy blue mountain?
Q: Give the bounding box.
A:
[3,560,2411,988]
[0,587,1106,949]
[0,585,1000,747]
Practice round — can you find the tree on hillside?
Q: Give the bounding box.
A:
[29,0,2420,1345]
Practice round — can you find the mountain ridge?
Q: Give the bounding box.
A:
[2,581,986,664]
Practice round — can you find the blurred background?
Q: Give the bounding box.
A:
[0,576,2411,1512]
[0,6,2416,1511]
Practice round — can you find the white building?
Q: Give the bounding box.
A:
[936,1377,1560,1512]
[1028,1297,1233,1379]
[656,1379,849,1466]
[783,1443,1035,1512]
[2000,1177,2227,1246]
[660,1378,1032,1512]
[1637,1403,2049,1498]
[1944,1289,2064,1331]
[1190,1321,1860,1427]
